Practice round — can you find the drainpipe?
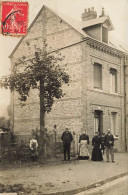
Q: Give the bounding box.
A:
[124,55,127,152]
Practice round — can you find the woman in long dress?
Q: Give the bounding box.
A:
[78,131,90,160]
[91,132,103,161]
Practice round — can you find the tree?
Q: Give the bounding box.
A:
[0,47,69,134]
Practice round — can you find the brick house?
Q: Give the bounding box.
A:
[10,6,128,152]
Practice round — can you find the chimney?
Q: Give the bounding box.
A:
[99,8,105,18]
[82,7,97,21]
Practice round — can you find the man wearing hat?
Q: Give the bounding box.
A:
[61,128,73,161]
[104,129,115,162]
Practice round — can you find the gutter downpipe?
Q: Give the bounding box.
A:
[124,55,127,152]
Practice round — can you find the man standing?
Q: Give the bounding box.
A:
[104,129,115,163]
[61,128,73,161]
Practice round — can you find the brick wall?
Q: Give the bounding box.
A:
[81,42,125,151]
[11,7,83,140]
[125,58,128,151]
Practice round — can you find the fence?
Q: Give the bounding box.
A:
[0,131,78,161]
[0,131,17,161]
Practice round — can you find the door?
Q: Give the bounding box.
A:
[94,110,103,135]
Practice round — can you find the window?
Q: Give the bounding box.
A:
[110,112,117,135]
[94,63,102,89]
[94,110,103,134]
[110,68,117,93]
[102,26,108,43]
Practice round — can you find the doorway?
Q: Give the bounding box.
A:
[94,110,103,135]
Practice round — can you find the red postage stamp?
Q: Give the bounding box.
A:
[1,1,28,36]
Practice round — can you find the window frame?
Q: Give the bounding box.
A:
[102,26,108,44]
[110,112,117,135]
[94,62,102,90]
[110,68,117,93]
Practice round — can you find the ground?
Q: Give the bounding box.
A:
[76,175,128,195]
[0,153,128,194]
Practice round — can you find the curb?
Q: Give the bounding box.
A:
[42,172,128,195]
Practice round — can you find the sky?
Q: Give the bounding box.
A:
[0,0,128,117]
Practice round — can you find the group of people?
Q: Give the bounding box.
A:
[61,128,115,163]
[29,127,115,163]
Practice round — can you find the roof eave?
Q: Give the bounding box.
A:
[83,37,128,56]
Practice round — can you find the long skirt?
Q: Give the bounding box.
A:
[79,140,90,160]
[31,148,38,161]
[91,145,103,161]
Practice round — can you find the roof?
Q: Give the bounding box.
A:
[81,16,114,31]
[9,5,88,58]
[9,5,127,58]
[49,7,88,38]
[109,36,128,53]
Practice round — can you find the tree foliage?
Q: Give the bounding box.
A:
[0,47,69,160]
[0,49,69,113]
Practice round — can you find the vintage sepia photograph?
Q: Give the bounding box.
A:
[0,0,128,194]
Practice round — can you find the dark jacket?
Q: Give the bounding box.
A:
[101,135,105,150]
[104,134,114,147]
[61,130,73,144]
[79,134,89,145]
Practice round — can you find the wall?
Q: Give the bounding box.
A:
[125,58,128,151]
[81,42,125,151]
[10,6,84,148]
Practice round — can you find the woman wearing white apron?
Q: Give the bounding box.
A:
[78,131,90,160]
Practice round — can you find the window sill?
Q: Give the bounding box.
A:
[110,92,118,95]
[88,88,123,97]
[94,88,103,92]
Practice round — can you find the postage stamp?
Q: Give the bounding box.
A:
[1,1,28,36]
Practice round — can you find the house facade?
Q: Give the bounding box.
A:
[10,6,128,152]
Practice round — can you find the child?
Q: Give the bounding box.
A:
[30,136,38,161]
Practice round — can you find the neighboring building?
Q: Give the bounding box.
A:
[10,6,128,152]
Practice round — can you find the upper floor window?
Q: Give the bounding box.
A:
[110,68,117,93]
[102,26,108,44]
[94,63,102,90]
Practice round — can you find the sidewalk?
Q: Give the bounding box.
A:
[0,153,128,194]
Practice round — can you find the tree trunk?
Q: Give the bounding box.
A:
[40,78,45,132]
[39,78,46,161]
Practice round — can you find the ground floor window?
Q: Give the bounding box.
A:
[94,110,103,135]
[110,112,117,135]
